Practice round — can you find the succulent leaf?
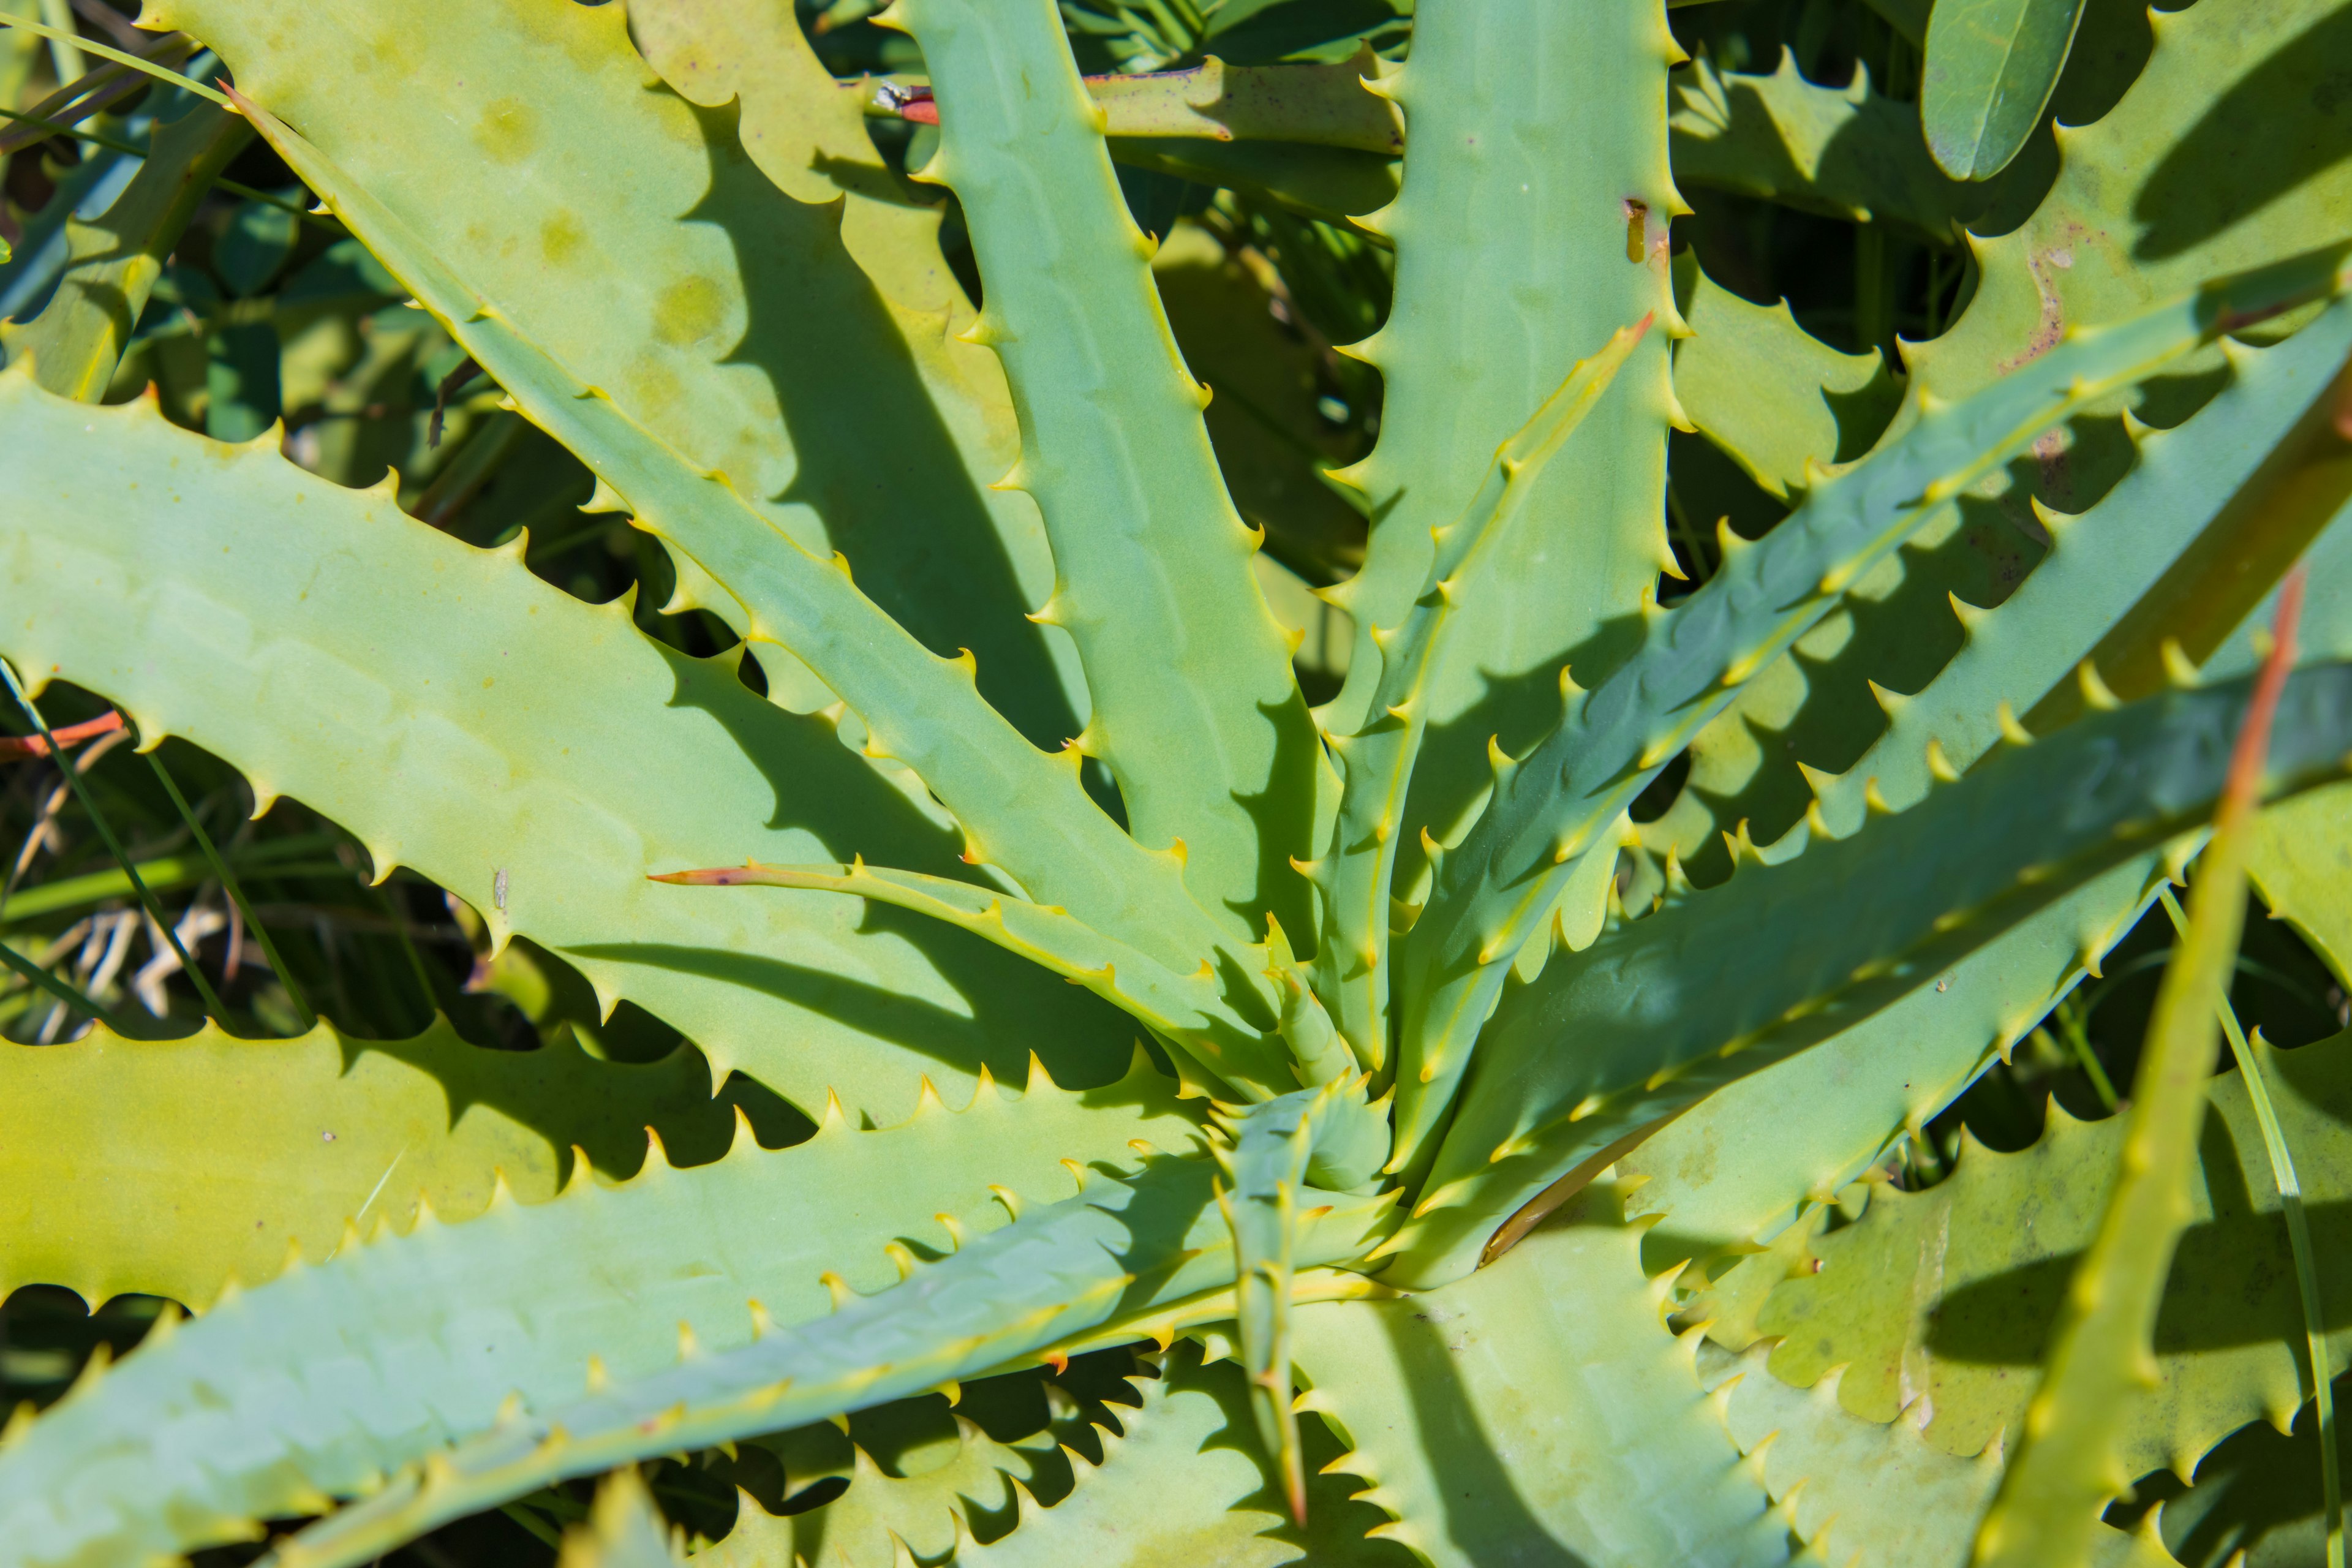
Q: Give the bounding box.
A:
[153,0,1084,736]
[1311,318,1648,1068]
[1396,663,2352,1286]
[1291,1180,1793,1568]
[896,0,1333,948]
[1672,255,1903,500]
[0,366,1123,1123]
[260,1161,1395,1568]
[1700,1341,2157,1567]
[1670,50,1980,237]
[1758,1026,2352,1487]
[1320,0,1683,983]
[557,1470,682,1568]
[0,1019,752,1312]
[0,1053,1204,1567]
[1392,247,2352,1172]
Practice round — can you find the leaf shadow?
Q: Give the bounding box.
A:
[2133,3,2352,262]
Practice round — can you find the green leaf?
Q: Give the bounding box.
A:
[255,1161,1395,1568]
[1815,296,2352,837]
[1700,1341,2163,1567]
[1622,855,2166,1270]
[948,1338,1400,1567]
[0,1018,758,1313]
[556,1471,681,1568]
[213,195,298,299]
[655,859,1291,1088]
[219,87,1280,1071]
[0,364,1124,1125]
[1289,1180,1790,1568]
[158,0,1085,750]
[1393,663,2352,1287]
[2250,783,2352,989]
[1390,244,2352,1174]
[1921,0,2090,181]
[1977,627,2295,1561]
[0,103,249,402]
[0,1054,1209,1567]
[1672,252,1902,500]
[1759,1026,2352,1491]
[898,0,1331,946]
[1320,0,1681,1011]
[1670,51,1982,238]
[700,1412,1051,1567]
[1310,320,1647,1070]
[1907,0,2352,414]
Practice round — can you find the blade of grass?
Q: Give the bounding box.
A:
[2159,883,2342,1568]
[145,749,317,1033]
[0,933,116,1028]
[0,660,228,1023]
[1972,568,2307,1567]
[0,10,230,106]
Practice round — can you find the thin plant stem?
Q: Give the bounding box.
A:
[0,660,228,1023]
[2159,884,2342,1568]
[0,104,331,226]
[0,934,114,1028]
[361,872,439,1031]
[0,10,232,106]
[145,749,318,1033]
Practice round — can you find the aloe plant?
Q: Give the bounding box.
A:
[4,0,2352,1562]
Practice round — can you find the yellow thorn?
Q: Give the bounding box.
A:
[1996,703,2034,747]
[2075,660,2122,711]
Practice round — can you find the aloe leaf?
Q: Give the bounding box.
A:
[1069,54,1403,151]
[655,859,1288,1087]
[945,1339,1393,1567]
[214,97,1280,1055]
[1909,0,2352,415]
[1670,50,1982,238]
[1818,295,2352,835]
[1975,585,2299,1559]
[1672,253,1902,500]
[254,1163,1395,1568]
[0,366,1122,1121]
[0,1053,1212,1567]
[1700,1342,2161,1566]
[0,1019,758,1313]
[157,0,1082,746]
[1107,138,1400,235]
[0,101,247,400]
[1212,1079,1389,1525]
[557,1471,680,1568]
[1310,319,1647,1068]
[1921,0,2089,182]
[627,0,987,327]
[1630,447,2352,1281]
[703,1411,1053,1567]
[1623,855,2165,1270]
[2250,783,2352,987]
[894,0,1330,946]
[1391,661,2352,1287]
[1757,1030,2352,1512]
[1320,0,1681,987]
[1389,243,2352,1170]
[1289,1180,1791,1568]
